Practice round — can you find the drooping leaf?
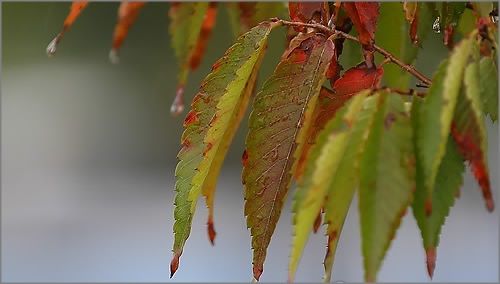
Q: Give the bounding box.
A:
[190,3,218,71]
[289,90,370,281]
[109,2,146,64]
[170,22,278,278]
[418,33,474,210]
[451,47,494,212]
[341,2,380,68]
[479,56,498,122]
[243,33,335,281]
[438,2,467,48]
[412,97,465,279]
[168,2,211,116]
[288,2,329,32]
[46,2,89,56]
[358,92,415,282]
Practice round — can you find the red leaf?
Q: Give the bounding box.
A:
[443,25,455,50]
[46,2,89,56]
[341,2,380,68]
[288,2,329,32]
[333,62,384,96]
[451,124,494,212]
[110,2,146,63]
[190,2,217,70]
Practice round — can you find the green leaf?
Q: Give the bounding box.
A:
[412,97,465,279]
[418,33,473,205]
[375,2,418,88]
[439,2,467,28]
[479,56,498,122]
[358,92,415,282]
[288,90,375,281]
[451,47,494,212]
[243,33,335,281]
[171,22,278,278]
[168,2,210,114]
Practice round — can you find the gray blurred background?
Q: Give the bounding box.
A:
[1,2,498,282]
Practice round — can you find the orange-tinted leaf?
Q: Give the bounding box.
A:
[404,2,419,43]
[341,2,380,68]
[226,2,285,38]
[333,62,384,96]
[109,2,146,64]
[190,2,217,69]
[46,2,89,56]
[243,34,334,281]
[288,2,329,32]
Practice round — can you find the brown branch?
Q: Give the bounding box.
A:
[273,18,433,87]
[377,87,428,97]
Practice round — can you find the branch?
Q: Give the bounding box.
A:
[273,18,432,87]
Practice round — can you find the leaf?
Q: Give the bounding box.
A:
[189,2,218,70]
[109,2,146,64]
[479,56,498,122]
[288,91,383,282]
[341,2,380,68]
[168,2,211,116]
[451,48,494,212]
[171,22,278,278]
[412,97,465,279]
[418,34,474,211]
[46,2,89,56]
[438,2,467,48]
[333,62,384,96]
[358,92,415,282]
[243,33,335,281]
[288,2,329,32]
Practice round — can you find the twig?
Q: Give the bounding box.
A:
[273,18,433,87]
[378,87,428,97]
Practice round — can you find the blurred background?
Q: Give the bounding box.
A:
[1,2,498,282]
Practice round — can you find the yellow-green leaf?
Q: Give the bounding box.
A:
[358,93,415,282]
[171,22,278,278]
[479,56,498,122]
[243,33,335,281]
[418,33,474,205]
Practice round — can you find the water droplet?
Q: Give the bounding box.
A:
[254,42,260,49]
[432,17,441,34]
[46,35,59,56]
[171,87,185,116]
[491,15,499,24]
[109,49,120,64]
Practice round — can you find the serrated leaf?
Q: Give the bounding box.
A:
[243,33,334,281]
[412,97,465,279]
[479,56,498,122]
[358,93,415,282]
[451,50,494,212]
[289,90,370,281]
[109,2,146,64]
[46,2,89,56]
[189,3,218,71]
[418,34,474,209]
[171,22,278,278]
[168,2,211,116]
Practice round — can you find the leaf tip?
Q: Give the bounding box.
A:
[170,252,181,278]
[207,217,216,245]
[253,265,263,281]
[109,49,120,64]
[313,211,322,233]
[426,248,436,279]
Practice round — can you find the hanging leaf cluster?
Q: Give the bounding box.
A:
[48,1,498,282]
